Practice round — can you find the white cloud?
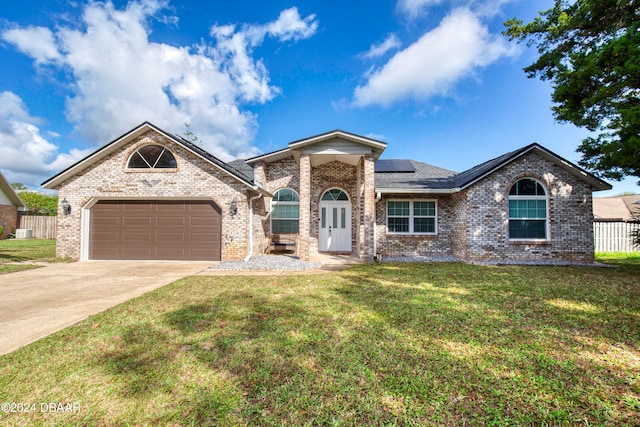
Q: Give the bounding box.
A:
[397,0,514,19]
[1,1,318,161]
[353,8,516,107]
[1,26,62,64]
[0,91,91,187]
[397,0,445,18]
[360,34,401,59]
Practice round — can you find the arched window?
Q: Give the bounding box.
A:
[508,178,548,239]
[271,188,299,233]
[127,145,177,169]
[321,189,349,201]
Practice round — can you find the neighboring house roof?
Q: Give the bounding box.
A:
[622,195,640,220]
[594,195,640,221]
[42,122,266,194]
[0,170,26,209]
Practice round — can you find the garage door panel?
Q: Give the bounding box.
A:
[123,232,153,242]
[157,232,186,242]
[122,202,153,211]
[121,248,153,258]
[156,248,187,258]
[92,217,120,226]
[90,200,221,261]
[156,217,187,226]
[123,217,153,226]
[91,231,121,241]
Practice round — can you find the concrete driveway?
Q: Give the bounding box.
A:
[0,261,211,356]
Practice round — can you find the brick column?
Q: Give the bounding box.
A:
[253,161,266,186]
[363,155,375,261]
[298,154,311,261]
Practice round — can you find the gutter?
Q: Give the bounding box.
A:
[374,192,381,260]
[375,187,460,194]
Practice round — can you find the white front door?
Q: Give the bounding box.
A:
[319,199,351,252]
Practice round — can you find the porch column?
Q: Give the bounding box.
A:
[298,153,311,261]
[363,155,375,261]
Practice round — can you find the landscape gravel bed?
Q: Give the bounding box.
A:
[207,255,323,271]
[380,255,613,267]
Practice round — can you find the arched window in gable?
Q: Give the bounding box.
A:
[508,178,548,240]
[127,145,177,169]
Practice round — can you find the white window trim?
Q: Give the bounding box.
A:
[386,199,438,235]
[126,144,177,170]
[508,179,550,241]
[271,188,300,234]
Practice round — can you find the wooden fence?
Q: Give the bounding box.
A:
[593,221,640,253]
[17,215,57,239]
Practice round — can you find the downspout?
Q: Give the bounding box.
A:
[244,192,262,262]
[374,192,381,261]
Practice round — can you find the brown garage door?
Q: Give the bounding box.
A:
[89,200,221,261]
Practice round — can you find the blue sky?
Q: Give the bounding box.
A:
[0,0,636,195]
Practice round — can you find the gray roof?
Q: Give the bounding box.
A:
[227,159,255,181]
[229,142,611,194]
[375,160,457,190]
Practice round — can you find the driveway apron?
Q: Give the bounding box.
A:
[0,261,210,356]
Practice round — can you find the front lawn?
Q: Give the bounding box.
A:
[0,262,638,426]
[0,239,58,274]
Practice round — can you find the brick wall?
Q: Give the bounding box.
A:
[260,156,366,259]
[309,160,358,256]
[55,130,252,260]
[375,194,455,257]
[462,152,595,262]
[375,152,596,262]
[0,204,17,239]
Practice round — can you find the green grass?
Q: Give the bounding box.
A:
[0,239,59,274]
[1,261,638,426]
[596,251,640,268]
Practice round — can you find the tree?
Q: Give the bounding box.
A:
[183,122,200,146]
[17,192,58,216]
[504,0,640,184]
[10,182,27,190]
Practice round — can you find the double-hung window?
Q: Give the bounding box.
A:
[508,178,548,240]
[271,188,299,233]
[387,200,437,234]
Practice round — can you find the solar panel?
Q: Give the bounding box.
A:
[375,159,416,173]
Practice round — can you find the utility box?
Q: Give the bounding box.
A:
[15,229,33,239]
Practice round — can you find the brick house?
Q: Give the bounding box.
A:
[0,170,27,239]
[42,122,611,262]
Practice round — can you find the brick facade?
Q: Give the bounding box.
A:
[461,152,595,262]
[374,152,596,262]
[55,130,252,261]
[0,204,17,239]
[49,124,602,264]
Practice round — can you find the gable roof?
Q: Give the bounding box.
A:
[375,160,457,193]
[375,143,611,193]
[246,129,387,164]
[452,143,611,191]
[42,122,263,192]
[593,195,640,221]
[0,170,26,209]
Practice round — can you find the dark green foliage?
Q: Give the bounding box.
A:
[504,0,640,184]
[10,183,27,190]
[18,192,58,216]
